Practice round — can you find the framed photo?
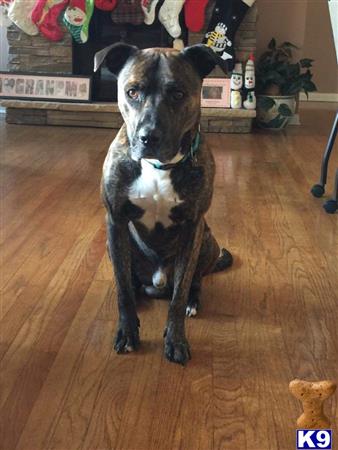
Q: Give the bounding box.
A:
[201,78,231,108]
[0,72,92,102]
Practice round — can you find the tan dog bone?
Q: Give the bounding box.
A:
[289,379,336,429]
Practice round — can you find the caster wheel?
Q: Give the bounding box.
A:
[323,200,338,214]
[311,184,325,198]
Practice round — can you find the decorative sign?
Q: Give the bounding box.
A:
[0,72,92,102]
[201,78,231,108]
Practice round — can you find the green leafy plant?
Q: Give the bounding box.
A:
[256,39,317,117]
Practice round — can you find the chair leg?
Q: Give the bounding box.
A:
[311,111,338,198]
[323,169,338,214]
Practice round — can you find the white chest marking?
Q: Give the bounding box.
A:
[129,159,183,229]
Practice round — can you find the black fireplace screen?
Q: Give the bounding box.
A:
[72,8,187,102]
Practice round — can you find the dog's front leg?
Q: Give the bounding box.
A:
[164,219,205,365]
[106,215,140,353]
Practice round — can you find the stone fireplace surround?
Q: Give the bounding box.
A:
[2,4,257,133]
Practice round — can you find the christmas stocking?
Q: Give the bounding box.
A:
[159,0,185,39]
[141,0,159,25]
[111,0,144,26]
[184,0,208,32]
[31,0,69,41]
[203,0,256,72]
[63,0,95,44]
[0,0,13,27]
[8,0,39,35]
[95,0,117,12]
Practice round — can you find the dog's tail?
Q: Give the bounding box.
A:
[212,248,233,273]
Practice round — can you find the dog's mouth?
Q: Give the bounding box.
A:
[130,138,184,164]
[130,146,183,164]
[142,150,184,166]
[130,128,196,164]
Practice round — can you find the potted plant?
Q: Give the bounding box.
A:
[255,39,317,130]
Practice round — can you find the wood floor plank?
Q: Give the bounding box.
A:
[0,182,102,287]
[233,201,277,450]
[111,301,166,450]
[15,278,114,450]
[0,231,80,341]
[80,356,136,450]
[0,216,104,407]
[0,227,106,450]
[200,203,247,450]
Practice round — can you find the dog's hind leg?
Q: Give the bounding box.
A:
[142,285,171,298]
[185,225,215,317]
[211,247,233,273]
[185,224,217,317]
[186,275,202,317]
[201,222,233,275]
[185,223,233,317]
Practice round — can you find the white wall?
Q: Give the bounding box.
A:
[257,0,338,94]
[0,26,9,70]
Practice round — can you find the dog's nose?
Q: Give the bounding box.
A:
[139,129,161,147]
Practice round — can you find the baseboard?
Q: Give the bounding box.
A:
[300,92,338,102]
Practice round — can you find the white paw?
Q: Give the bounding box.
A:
[186,305,197,317]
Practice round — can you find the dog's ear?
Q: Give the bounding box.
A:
[94,43,138,77]
[181,44,219,79]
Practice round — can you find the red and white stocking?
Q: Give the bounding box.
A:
[184,0,208,32]
[159,0,185,39]
[141,0,159,25]
[31,0,69,41]
[8,0,38,35]
[0,0,13,27]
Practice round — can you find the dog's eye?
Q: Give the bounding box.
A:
[127,88,139,100]
[172,90,184,101]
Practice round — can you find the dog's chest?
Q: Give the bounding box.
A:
[128,160,182,229]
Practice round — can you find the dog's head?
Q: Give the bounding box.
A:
[94,44,218,163]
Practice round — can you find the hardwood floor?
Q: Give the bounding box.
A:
[0,108,337,450]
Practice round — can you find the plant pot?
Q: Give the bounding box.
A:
[256,95,296,130]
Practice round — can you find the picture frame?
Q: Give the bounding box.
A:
[0,72,92,102]
[201,78,231,108]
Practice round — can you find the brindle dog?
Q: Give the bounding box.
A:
[94,43,233,365]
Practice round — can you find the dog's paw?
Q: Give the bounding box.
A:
[114,319,140,353]
[186,303,198,317]
[164,335,191,365]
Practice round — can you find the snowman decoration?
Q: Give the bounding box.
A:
[243,54,256,110]
[205,23,233,62]
[230,62,243,109]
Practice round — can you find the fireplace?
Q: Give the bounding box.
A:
[3,4,257,133]
[73,9,188,102]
